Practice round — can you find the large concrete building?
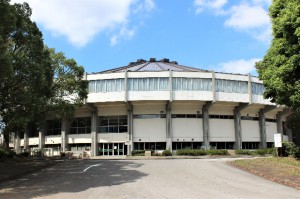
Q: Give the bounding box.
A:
[13,58,292,156]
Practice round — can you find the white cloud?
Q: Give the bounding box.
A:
[215,58,261,74]
[110,27,136,46]
[10,0,154,47]
[193,0,271,43]
[194,0,227,15]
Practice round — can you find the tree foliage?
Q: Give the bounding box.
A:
[0,0,87,147]
[256,0,300,108]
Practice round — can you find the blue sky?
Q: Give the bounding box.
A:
[11,0,272,75]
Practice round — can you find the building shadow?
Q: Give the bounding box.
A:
[0,159,147,199]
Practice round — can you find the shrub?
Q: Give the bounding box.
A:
[131,150,145,156]
[235,149,254,155]
[207,149,229,156]
[176,149,207,156]
[282,142,300,158]
[0,148,7,159]
[6,150,16,158]
[162,150,172,156]
[254,149,269,156]
[20,151,30,157]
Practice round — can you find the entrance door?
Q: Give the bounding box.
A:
[99,143,127,156]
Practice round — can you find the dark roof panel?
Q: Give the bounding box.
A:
[95,58,208,74]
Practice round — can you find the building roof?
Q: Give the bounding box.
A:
[94,58,209,74]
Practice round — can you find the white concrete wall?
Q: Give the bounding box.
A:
[215,73,248,81]
[171,103,202,114]
[68,134,91,144]
[98,133,129,143]
[87,92,125,103]
[133,103,166,114]
[20,139,24,147]
[209,119,235,141]
[173,91,213,101]
[45,136,61,145]
[87,72,125,80]
[241,121,260,141]
[266,122,277,142]
[98,105,127,116]
[172,71,212,78]
[128,91,169,101]
[29,137,39,146]
[172,119,203,141]
[128,71,169,78]
[209,107,234,115]
[133,119,166,142]
[252,95,274,105]
[215,92,249,103]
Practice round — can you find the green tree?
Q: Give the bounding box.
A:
[0,0,88,148]
[256,0,300,108]
[256,0,300,144]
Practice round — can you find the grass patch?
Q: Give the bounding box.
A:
[232,157,300,189]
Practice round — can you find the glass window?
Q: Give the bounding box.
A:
[172,78,212,91]
[70,117,91,134]
[89,79,125,93]
[99,115,128,133]
[128,78,169,91]
[216,79,248,94]
[46,120,61,136]
[252,82,266,95]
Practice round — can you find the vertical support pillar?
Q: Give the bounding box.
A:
[91,109,98,157]
[14,131,21,154]
[259,111,267,148]
[38,122,46,149]
[61,119,70,152]
[212,70,216,102]
[24,126,30,152]
[202,102,212,150]
[166,102,172,150]
[276,113,283,135]
[234,109,242,149]
[128,108,133,155]
[248,73,253,104]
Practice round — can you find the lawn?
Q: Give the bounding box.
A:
[231,157,300,189]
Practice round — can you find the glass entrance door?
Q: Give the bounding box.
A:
[99,143,127,156]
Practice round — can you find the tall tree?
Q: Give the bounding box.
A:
[0,0,87,148]
[256,0,300,143]
[256,0,300,108]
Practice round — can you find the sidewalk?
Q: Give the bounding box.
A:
[0,158,59,184]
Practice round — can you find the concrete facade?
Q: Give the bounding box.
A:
[13,59,291,156]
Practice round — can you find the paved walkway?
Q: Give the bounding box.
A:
[0,158,59,184]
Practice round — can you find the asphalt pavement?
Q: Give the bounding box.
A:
[0,158,299,199]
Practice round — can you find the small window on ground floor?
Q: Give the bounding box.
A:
[172,142,202,150]
[134,142,166,150]
[70,144,91,151]
[267,142,274,148]
[210,142,234,149]
[242,142,259,149]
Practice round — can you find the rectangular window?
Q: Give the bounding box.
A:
[216,79,248,94]
[133,142,166,150]
[242,142,259,149]
[99,115,128,133]
[171,114,202,118]
[128,78,169,91]
[172,142,202,150]
[46,120,61,136]
[172,78,212,91]
[209,115,234,119]
[241,116,259,121]
[210,142,234,149]
[70,117,91,134]
[133,114,166,119]
[89,78,125,93]
[252,82,266,95]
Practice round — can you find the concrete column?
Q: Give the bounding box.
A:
[14,131,21,154]
[259,111,267,148]
[212,70,216,102]
[23,126,30,152]
[91,110,98,157]
[276,113,283,135]
[234,109,242,149]
[202,102,212,150]
[248,73,252,104]
[166,102,172,150]
[38,123,46,149]
[233,103,248,149]
[128,108,133,155]
[61,119,70,152]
